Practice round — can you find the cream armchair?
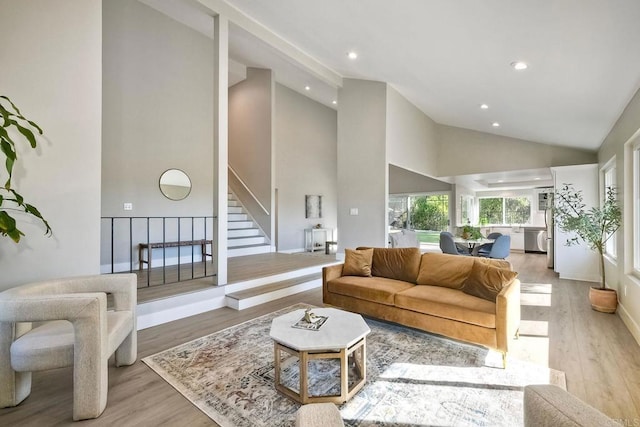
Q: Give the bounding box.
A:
[0,274,137,421]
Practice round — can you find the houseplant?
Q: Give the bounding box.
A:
[553,183,621,313]
[0,95,51,243]
[461,224,483,240]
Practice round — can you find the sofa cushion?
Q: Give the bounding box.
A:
[327,276,414,306]
[357,247,421,283]
[342,248,374,277]
[462,261,518,302]
[416,253,513,289]
[476,257,512,270]
[394,285,497,328]
[416,253,475,289]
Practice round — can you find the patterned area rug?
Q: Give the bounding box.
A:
[143,304,565,426]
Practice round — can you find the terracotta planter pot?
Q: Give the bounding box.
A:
[588,287,618,313]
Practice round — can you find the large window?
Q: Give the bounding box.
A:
[479,197,531,225]
[601,157,617,259]
[389,193,449,244]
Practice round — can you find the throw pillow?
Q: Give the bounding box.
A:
[463,260,518,302]
[416,253,475,289]
[364,247,421,283]
[342,248,374,277]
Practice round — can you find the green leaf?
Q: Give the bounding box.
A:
[0,95,22,116]
[0,95,51,242]
[24,203,52,235]
[0,210,23,243]
[9,120,37,148]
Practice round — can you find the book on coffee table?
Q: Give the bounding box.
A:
[292,315,328,331]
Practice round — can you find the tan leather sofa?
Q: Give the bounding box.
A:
[323,248,520,367]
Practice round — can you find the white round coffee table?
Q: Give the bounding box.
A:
[269,307,370,404]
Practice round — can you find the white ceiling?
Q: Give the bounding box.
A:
[224,0,640,152]
[140,0,640,189]
[440,167,554,192]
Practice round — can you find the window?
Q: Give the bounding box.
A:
[601,157,617,259]
[459,195,474,225]
[388,193,450,244]
[410,194,449,232]
[479,197,531,225]
[479,198,503,224]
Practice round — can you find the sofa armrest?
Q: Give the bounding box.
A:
[495,278,521,353]
[524,385,618,427]
[322,264,344,303]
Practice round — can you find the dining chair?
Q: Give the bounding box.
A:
[481,235,511,259]
[477,232,502,256]
[439,232,470,255]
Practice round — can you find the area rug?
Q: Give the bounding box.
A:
[143,304,565,426]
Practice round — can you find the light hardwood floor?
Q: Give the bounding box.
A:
[1,252,639,425]
[136,252,338,303]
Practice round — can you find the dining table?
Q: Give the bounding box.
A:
[453,237,495,254]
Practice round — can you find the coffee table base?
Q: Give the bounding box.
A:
[273,337,366,404]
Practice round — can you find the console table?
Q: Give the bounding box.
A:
[138,239,212,270]
[304,228,332,252]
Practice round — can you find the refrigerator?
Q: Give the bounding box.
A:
[545,207,554,269]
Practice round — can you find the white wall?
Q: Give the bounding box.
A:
[598,86,640,344]
[0,0,102,290]
[274,84,337,252]
[337,79,388,251]
[552,164,600,283]
[101,0,214,269]
[388,164,451,194]
[386,86,439,177]
[437,125,597,177]
[229,68,274,238]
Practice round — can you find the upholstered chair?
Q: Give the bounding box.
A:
[481,234,511,259]
[439,232,470,255]
[523,385,618,426]
[0,274,137,420]
[476,232,502,256]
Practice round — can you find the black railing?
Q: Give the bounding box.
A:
[101,216,217,287]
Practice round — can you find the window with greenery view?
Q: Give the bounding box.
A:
[389,194,449,244]
[479,196,530,225]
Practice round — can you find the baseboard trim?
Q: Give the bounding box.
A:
[558,274,600,283]
[277,248,306,254]
[618,302,640,346]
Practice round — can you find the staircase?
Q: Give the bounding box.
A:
[228,192,272,257]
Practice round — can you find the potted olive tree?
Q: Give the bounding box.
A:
[0,95,51,243]
[553,183,621,313]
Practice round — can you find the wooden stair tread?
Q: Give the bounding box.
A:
[227,273,321,299]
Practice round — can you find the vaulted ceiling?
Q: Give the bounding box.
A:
[141,0,640,189]
[223,0,640,152]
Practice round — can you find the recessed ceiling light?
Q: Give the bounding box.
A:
[497,180,504,183]
[511,61,528,70]
[332,100,337,105]
[492,122,500,127]
[480,104,489,110]
[347,51,358,60]
[534,177,541,180]
[304,85,310,91]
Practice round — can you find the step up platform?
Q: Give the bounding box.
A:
[226,273,322,310]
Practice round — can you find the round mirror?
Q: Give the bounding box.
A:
[159,169,191,201]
